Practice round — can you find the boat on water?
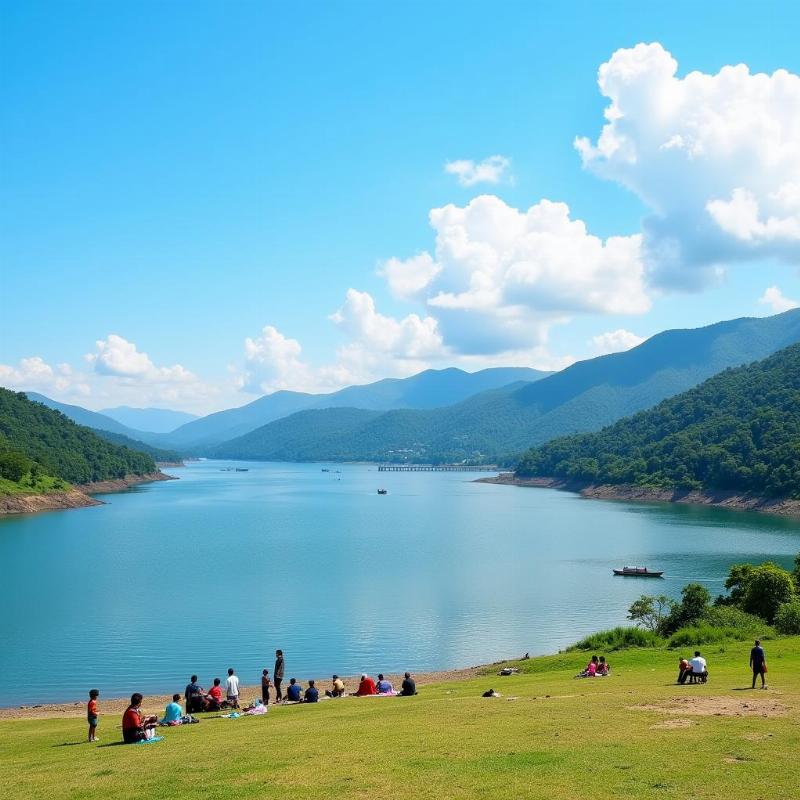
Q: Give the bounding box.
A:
[613,566,664,577]
[234,468,249,472]
[377,489,388,495]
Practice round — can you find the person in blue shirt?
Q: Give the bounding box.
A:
[304,680,319,703]
[161,694,183,724]
[750,639,767,689]
[376,674,394,694]
[286,678,302,702]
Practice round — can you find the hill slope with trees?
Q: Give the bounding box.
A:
[0,388,158,492]
[516,343,800,498]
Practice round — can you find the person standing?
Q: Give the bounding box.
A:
[225,667,241,709]
[261,669,271,705]
[87,688,100,742]
[274,649,285,702]
[750,639,767,689]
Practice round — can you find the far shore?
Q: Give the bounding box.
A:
[478,473,800,517]
[0,661,510,719]
[0,471,177,516]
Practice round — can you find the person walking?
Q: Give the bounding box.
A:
[750,639,767,689]
[274,649,285,702]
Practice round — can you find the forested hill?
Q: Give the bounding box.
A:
[516,343,800,499]
[0,388,157,487]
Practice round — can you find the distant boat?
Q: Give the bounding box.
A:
[377,489,388,495]
[321,468,330,472]
[613,566,664,577]
[234,468,249,472]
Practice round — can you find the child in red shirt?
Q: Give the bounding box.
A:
[87,688,100,742]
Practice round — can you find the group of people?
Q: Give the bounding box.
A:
[677,640,768,688]
[576,655,610,677]
[92,648,419,743]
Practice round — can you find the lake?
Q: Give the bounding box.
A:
[1,460,799,707]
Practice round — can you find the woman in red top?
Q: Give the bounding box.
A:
[355,674,377,696]
[122,693,158,743]
[207,678,223,710]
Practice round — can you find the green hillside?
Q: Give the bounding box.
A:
[516,343,800,498]
[213,310,800,463]
[0,388,157,491]
[92,429,182,464]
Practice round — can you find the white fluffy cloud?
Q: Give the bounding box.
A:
[400,194,649,355]
[590,328,645,355]
[86,334,196,383]
[576,43,800,287]
[758,285,800,313]
[0,357,90,397]
[239,297,444,395]
[444,155,513,187]
[378,252,442,300]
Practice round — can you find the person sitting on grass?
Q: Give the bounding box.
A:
[161,694,183,725]
[355,674,377,696]
[207,678,223,710]
[325,675,345,698]
[286,678,303,702]
[400,672,417,696]
[677,656,691,685]
[576,655,599,677]
[122,693,158,743]
[688,651,708,684]
[184,675,207,713]
[597,656,609,676]
[376,674,395,694]
[304,680,319,702]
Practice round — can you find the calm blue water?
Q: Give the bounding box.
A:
[1,460,799,706]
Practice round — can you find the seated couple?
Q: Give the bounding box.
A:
[677,652,708,684]
[285,678,319,703]
[185,676,226,712]
[577,656,609,677]
[122,694,159,743]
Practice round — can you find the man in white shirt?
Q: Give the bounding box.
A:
[225,667,241,708]
[688,651,708,683]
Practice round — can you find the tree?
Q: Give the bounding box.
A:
[740,563,796,623]
[722,563,755,606]
[793,553,800,592]
[663,583,710,635]
[774,599,800,635]
[627,595,671,633]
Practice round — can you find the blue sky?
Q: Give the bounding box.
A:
[2,0,799,412]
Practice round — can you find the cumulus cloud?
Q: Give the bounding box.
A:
[86,334,196,383]
[575,43,800,287]
[239,297,444,395]
[590,328,646,355]
[758,285,800,313]
[378,252,441,300]
[444,155,513,187]
[388,195,649,355]
[0,357,90,397]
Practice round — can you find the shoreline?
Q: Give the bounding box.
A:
[0,471,177,516]
[0,662,505,720]
[478,473,800,517]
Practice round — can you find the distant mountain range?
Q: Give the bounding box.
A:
[99,406,198,433]
[158,366,550,450]
[212,310,800,464]
[516,341,800,499]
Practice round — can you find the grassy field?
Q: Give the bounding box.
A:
[2,638,798,800]
[0,471,66,496]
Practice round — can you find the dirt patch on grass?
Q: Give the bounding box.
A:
[650,718,695,729]
[630,696,788,718]
[742,732,773,741]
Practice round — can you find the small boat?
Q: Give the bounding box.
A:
[377,489,388,495]
[321,468,330,472]
[613,566,664,577]
[234,468,249,472]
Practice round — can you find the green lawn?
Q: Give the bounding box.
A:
[2,639,798,799]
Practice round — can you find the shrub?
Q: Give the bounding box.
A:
[740,563,796,623]
[701,605,767,633]
[774,599,800,635]
[667,623,773,648]
[662,583,711,635]
[568,626,664,651]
